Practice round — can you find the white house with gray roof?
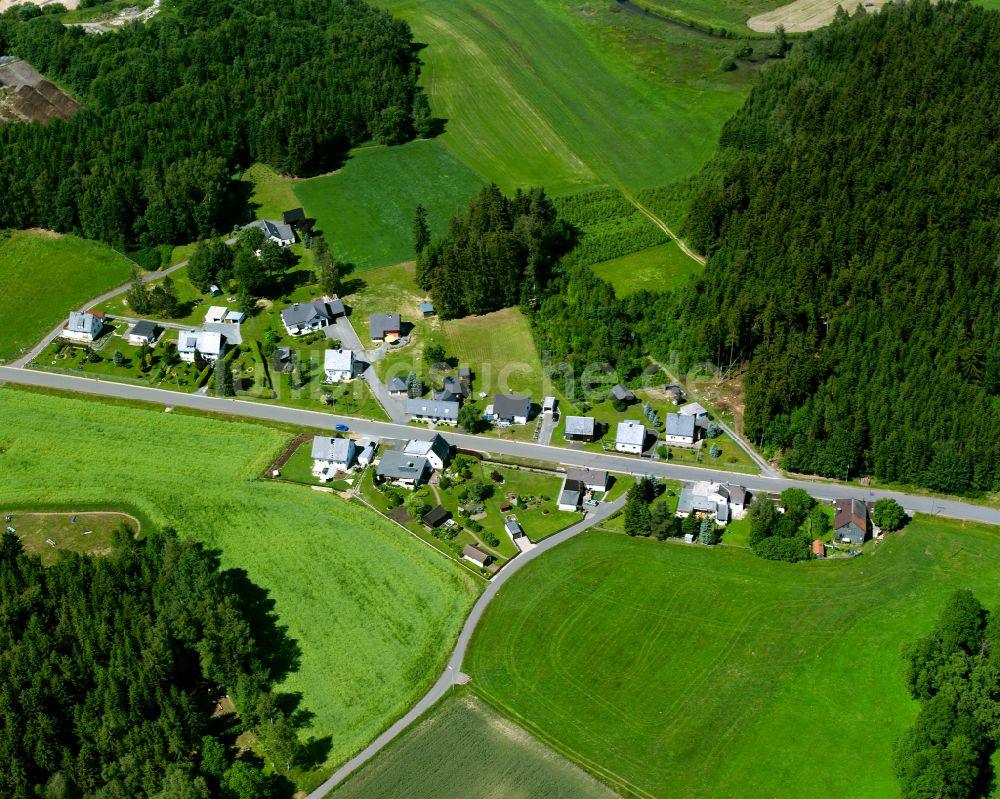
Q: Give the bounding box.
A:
[676,481,750,525]
[615,420,647,454]
[491,394,531,425]
[403,434,450,471]
[280,298,344,336]
[127,320,158,347]
[311,436,356,480]
[406,398,459,425]
[375,451,429,488]
[323,348,354,383]
[563,415,596,442]
[245,218,295,246]
[177,328,228,362]
[664,413,697,445]
[63,311,104,343]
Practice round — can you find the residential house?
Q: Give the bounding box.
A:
[355,437,377,469]
[127,320,158,347]
[204,306,228,325]
[676,481,750,525]
[323,348,355,383]
[610,384,635,404]
[727,484,749,517]
[280,298,344,336]
[282,207,306,226]
[563,415,596,442]
[375,451,429,488]
[177,328,227,362]
[615,421,647,454]
[564,467,609,492]
[225,310,245,325]
[679,402,708,419]
[406,398,459,425]
[246,218,295,246]
[403,434,450,471]
[387,376,408,397]
[834,498,870,545]
[558,479,584,511]
[664,413,697,445]
[435,376,467,404]
[369,313,402,343]
[420,301,435,317]
[422,505,449,529]
[311,436,356,480]
[504,518,524,539]
[491,394,531,425]
[462,544,494,568]
[63,311,104,343]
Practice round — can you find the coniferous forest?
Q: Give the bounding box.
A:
[0,0,426,245]
[0,528,302,799]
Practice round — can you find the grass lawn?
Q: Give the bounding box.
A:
[332,689,616,799]
[0,389,479,790]
[0,230,134,362]
[0,510,137,566]
[590,242,703,296]
[294,139,485,271]
[466,516,1000,798]
[243,162,302,222]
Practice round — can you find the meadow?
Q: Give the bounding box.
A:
[590,242,703,296]
[332,690,616,799]
[0,388,479,790]
[0,510,136,566]
[640,0,780,32]
[465,518,1000,798]
[293,140,485,271]
[0,230,134,362]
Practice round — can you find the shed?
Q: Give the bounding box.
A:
[422,505,449,529]
[419,301,435,317]
[610,384,635,403]
[812,539,826,558]
[462,544,494,568]
[563,415,596,441]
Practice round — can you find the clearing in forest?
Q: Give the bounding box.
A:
[747,0,888,31]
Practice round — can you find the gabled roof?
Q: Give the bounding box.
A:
[834,498,868,531]
[387,376,407,392]
[505,518,523,536]
[311,435,354,463]
[203,322,241,346]
[376,451,429,481]
[679,402,708,417]
[610,384,635,402]
[67,311,101,335]
[196,330,224,357]
[204,305,227,324]
[462,544,491,565]
[247,218,295,242]
[370,313,401,339]
[404,433,450,465]
[406,398,459,420]
[493,393,531,420]
[665,413,696,438]
[423,505,449,527]
[458,367,471,379]
[281,299,335,328]
[564,415,595,437]
[727,484,747,505]
[565,467,608,488]
[616,420,646,446]
[323,348,354,372]
[129,320,157,339]
[419,301,434,314]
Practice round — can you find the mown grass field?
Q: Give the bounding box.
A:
[0,389,479,790]
[333,690,616,799]
[0,510,136,566]
[243,162,302,221]
[294,140,485,271]
[641,0,779,31]
[590,242,703,296]
[466,518,1000,798]
[0,230,134,362]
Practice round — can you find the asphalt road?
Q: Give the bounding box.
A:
[3,366,999,525]
[304,494,628,798]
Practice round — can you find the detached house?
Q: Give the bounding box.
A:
[311,436,356,480]
[834,498,871,545]
[246,218,295,246]
[375,451,429,488]
[491,394,531,425]
[664,413,697,445]
[564,467,609,492]
[387,376,408,397]
[558,479,584,511]
[403,434,450,471]
[369,313,401,343]
[323,348,355,383]
[563,415,596,442]
[127,320,158,347]
[280,298,345,336]
[63,311,104,343]
[177,328,227,363]
[615,421,647,454]
[676,481,749,525]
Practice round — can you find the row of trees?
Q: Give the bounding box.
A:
[0,0,428,245]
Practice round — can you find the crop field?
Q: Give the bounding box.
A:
[0,389,479,790]
[590,242,702,295]
[747,0,888,31]
[0,230,134,362]
[333,690,616,799]
[466,518,1000,798]
[294,140,485,271]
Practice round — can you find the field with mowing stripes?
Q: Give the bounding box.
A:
[590,242,703,295]
[0,389,479,791]
[466,520,1000,798]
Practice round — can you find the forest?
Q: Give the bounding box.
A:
[0,0,427,246]
[0,527,306,799]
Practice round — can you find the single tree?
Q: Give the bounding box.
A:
[126,267,151,314]
[413,204,430,254]
[458,402,480,433]
[872,497,906,532]
[113,350,125,368]
[699,517,716,545]
[237,284,256,317]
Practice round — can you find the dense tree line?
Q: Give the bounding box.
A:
[0,527,304,798]
[895,590,1000,798]
[0,0,427,246]
[415,184,570,318]
[674,0,1000,494]
[746,488,823,562]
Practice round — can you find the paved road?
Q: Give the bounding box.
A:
[2,366,998,526]
[304,495,627,798]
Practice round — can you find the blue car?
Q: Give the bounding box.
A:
[335,423,349,432]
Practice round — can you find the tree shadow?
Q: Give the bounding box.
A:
[222,567,302,682]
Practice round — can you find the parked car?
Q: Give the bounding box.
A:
[335,423,349,432]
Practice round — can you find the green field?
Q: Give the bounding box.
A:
[590,242,703,296]
[466,519,1000,798]
[641,0,779,32]
[333,690,616,799]
[243,162,302,221]
[0,510,136,566]
[0,230,134,362]
[294,140,485,271]
[0,389,478,790]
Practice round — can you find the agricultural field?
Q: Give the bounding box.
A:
[294,140,485,271]
[590,242,703,296]
[747,0,889,31]
[0,389,479,790]
[466,516,1000,798]
[333,690,617,799]
[639,0,779,32]
[0,510,137,566]
[0,230,134,362]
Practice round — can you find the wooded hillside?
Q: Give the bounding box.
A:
[678,0,1000,494]
[0,0,426,245]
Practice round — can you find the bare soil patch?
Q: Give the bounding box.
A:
[748,0,888,31]
[0,59,81,124]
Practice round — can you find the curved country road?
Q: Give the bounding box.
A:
[304,495,627,798]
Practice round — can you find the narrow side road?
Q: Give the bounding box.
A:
[304,495,627,798]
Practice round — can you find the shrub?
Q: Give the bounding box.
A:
[482,531,500,547]
[720,57,737,72]
[467,520,483,533]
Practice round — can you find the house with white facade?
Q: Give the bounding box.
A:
[63,311,104,343]
[615,420,647,454]
[280,298,345,336]
[311,436,356,480]
[403,434,450,471]
[204,306,228,325]
[564,467,609,492]
[491,394,531,425]
[676,481,750,525]
[406,398,459,425]
[127,320,158,347]
[245,218,295,246]
[323,348,354,383]
[177,328,228,362]
[664,413,697,445]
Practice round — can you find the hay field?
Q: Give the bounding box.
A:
[748,0,888,31]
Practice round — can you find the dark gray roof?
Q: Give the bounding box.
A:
[423,505,449,527]
[505,518,523,536]
[281,300,338,328]
[369,313,401,339]
[376,451,429,481]
[129,320,157,339]
[565,467,608,489]
[387,376,407,392]
[564,415,595,437]
[665,413,696,438]
[406,398,459,421]
[610,384,635,402]
[493,393,530,420]
[727,484,747,505]
[247,218,295,243]
[559,485,582,507]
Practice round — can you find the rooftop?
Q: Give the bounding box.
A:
[406,398,459,421]
[615,420,646,446]
[376,451,429,481]
[370,313,401,339]
[311,435,354,463]
[493,393,531,420]
[564,415,595,437]
[665,413,696,438]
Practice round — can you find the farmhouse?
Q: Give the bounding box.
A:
[664,413,697,445]
[280,298,344,336]
[834,498,871,545]
[679,402,708,419]
[63,311,103,343]
[370,313,402,342]
[564,466,609,492]
[420,301,435,317]
[323,348,355,383]
[387,376,408,397]
[422,504,449,529]
[406,398,459,425]
[563,415,596,442]
[676,481,750,525]
[127,320,158,347]
[246,218,295,246]
[491,394,531,425]
[403,434,451,471]
[615,420,647,454]
[376,451,429,488]
[610,384,635,404]
[558,478,584,511]
[462,544,494,568]
[311,436,356,479]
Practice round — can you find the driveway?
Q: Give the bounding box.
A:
[326,317,407,424]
